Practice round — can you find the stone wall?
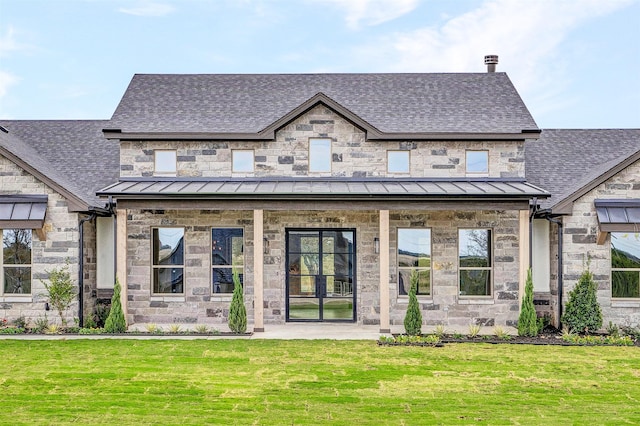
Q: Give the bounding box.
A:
[122,207,523,329]
[119,105,525,179]
[561,159,640,328]
[0,155,81,326]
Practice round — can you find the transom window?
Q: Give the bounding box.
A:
[398,229,431,296]
[151,228,184,294]
[232,150,254,173]
[154,150,177,175]
[611,232,640,298]
[466,150,489,175]
[212,228,244,294]
[2,229,32,295]
[309,138,331,173]
[388,151,410,174]
[459,229,492,296]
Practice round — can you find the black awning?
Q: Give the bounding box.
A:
[595,199,640,232]
[0,195,48,228]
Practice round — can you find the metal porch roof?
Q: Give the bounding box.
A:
[98,177,549,201]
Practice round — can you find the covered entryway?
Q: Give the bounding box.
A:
[286,229,356,322]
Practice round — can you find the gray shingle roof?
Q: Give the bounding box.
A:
[526,129,640,211]
[110,73,538,135]
[0,120,119,209]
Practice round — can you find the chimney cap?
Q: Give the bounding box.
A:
[484,55,499,65]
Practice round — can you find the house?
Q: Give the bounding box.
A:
[0,58,638,332]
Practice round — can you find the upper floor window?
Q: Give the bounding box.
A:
[2,229,32,295]
[388,151,410,174]
[212,228,244,294]
[309,138,331,173]
[459,229,492,297]
[398,229,431,296]
[611,232,640,299]
[152,227,184,294]
[154,150,177,176]
[232,150,254,173]
[466,150,489,175]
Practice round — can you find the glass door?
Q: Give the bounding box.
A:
[286,229,356,322]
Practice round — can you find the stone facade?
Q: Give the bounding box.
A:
[121,206,522,329]
[119,106,525,179]
[0,155,87,326]
[557,159,640,328]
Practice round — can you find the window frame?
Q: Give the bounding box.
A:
[610,232,640,299]
[1,229,33,295]
[308,138,332,173]
[151,227,185,295]
[458,228,493,298]
[387,150,410,174]
[211,227,244,295]
[154,150,177,176]
[465,150,489,176]
[397,228,432,297]
[232,149,255,173]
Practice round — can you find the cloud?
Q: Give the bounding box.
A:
[0,71,19,98]
[118,1,175,17]
[315,0,420,29]
[349,0,634,116]
[0,26,30,58]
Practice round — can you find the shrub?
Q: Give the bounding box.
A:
[40,263,75,326]
[518,268,538,337]
[104,278,127,333]
[228,269,247,334]
[468,323,481,338]
[562,269,602,334]
[94,302,110,328]
[403,269,422,336]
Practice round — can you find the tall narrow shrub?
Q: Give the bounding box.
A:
[403,269,422,336]
[518,268,538,337]
[104,277,126,333]
[562,269,602,334]
[228,269,247,333]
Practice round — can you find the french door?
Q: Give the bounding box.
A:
[286,229,356,322]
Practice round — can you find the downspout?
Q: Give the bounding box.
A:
[79,212,97,328]
[544,215,563,329]
[529,198,538,268]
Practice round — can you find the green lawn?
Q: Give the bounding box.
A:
[0,340,638,425]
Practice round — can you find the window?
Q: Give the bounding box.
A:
[212,228,243,294]
[154,150,177,175]
[611,232,640,298]
[2,229,32,294]
[459,229,492,296]
[152,228,184,294]
[232,150,254,173]
[398,229,431,296]
[388,151,410,174]
[466,150,488,175]
[309,138,331,172]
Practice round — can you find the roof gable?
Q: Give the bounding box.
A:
[107,73,539,139]
[526,129,640,213]
[0,121,119,211]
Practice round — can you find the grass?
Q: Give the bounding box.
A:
[0,340,639,425]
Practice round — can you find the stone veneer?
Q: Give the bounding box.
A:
[119,105,525,179]
[0,155,85,326]
[123,207,523,329]
[557,159,640,328]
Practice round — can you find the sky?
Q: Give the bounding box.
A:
[0,0,638,129]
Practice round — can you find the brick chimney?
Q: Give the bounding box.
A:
[484,55,498,72]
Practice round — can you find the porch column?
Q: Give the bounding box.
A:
[253,209,264,332]
[518,209,530,305]
[379,210,390,333]
[116,208,128,325]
